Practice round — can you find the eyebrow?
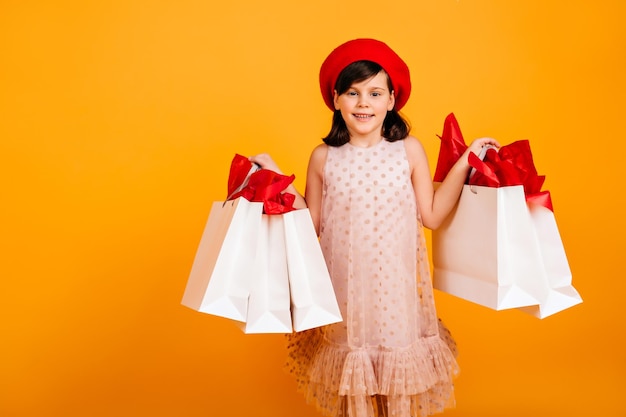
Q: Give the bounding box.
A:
[348,86,387,91]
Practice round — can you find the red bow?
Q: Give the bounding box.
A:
[226,154,296,214]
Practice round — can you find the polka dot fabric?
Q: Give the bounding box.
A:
[286,140,459,417]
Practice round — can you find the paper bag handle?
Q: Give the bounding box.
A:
[225,163,260,203]
[468,139,497,194]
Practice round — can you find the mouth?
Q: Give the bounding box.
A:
[353,113,374,120]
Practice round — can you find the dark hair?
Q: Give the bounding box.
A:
[322,60,410,147]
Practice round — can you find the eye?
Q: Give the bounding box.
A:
[371,92,381,97]
[347,91,358,96]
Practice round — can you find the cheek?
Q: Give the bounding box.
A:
[336,97,353,110]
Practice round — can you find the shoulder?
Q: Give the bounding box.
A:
[309,143,329,166]
[307,143,328,175]
[310,143,329,160]
[401,135,429,174]
[402,135,427,159]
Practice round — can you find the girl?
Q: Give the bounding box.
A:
[251,38,498,417]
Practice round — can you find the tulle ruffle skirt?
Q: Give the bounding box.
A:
[285,325,459,417]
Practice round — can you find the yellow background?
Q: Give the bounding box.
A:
[1,1,624,416]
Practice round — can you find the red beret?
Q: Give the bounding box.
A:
[319,38,411,111]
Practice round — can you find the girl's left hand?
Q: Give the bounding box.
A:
[465,137,500,158]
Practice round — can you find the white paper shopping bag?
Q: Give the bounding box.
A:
[283,208,343,332]
[433,184,546,311]
[181,197,263,322]
[516,201,583,318]
[240,214,293,333]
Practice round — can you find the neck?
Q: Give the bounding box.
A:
[349,134,384,148]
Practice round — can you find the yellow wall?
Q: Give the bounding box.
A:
[1,1,624,416]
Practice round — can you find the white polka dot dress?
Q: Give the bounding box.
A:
[286,139,459,417]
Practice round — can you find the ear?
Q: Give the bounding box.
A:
[388,90,396,111]
[333,90,340,110]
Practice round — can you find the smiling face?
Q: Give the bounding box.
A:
[333,70,395,142]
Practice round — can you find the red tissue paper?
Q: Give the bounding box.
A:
[434,113,553,211]
[226,154,296,214]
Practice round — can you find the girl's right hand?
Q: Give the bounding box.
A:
[249,153,308,210]
[248,153,283,174]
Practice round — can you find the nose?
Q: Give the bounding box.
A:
[356,94,369,107]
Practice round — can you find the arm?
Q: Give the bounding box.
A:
[250,146,327,233]
[406,136,499,230]
[303,144,328,235]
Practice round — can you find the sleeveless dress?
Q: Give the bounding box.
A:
[286,139,459,417]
